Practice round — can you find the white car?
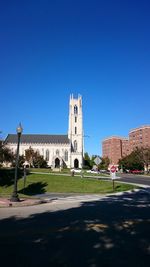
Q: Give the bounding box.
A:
[86,170,99,174]
[71,169,82,173]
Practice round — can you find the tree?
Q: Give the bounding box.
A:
[99,157,110,170]
[18,155,25,168]
[33,154,47,168]
[0,140,14,167]
[83,152,91,169]
[118,148,144,171]
[25,147,35,167]
[136,147,150,173]
[25,147,47,168]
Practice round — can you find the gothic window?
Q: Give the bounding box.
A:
[74,159,79,168]
[74,105,78,114]
[74,140,77,152]
[65,150,68,161]
[75,127,77,134]
[56,149,59,156]
[46,149,49,161]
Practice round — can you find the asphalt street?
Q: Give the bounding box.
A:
[0,186,150,267]
[116,173,150,187]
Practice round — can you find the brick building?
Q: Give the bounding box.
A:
[121,138,130,157]
[102,125,150,166]
[129,125,150,151]
[102,136,129,165]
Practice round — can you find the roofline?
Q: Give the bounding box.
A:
[7,142,70,145]
[129,125,150,133]
[6,133,68,136]
[102,136,129,142]
[4,134,70,145]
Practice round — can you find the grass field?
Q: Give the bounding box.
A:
[0,170,138,197]
[29,168,110,177]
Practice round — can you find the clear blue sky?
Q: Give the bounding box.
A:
[0,0,150,156]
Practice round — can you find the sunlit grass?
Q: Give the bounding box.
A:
[0,172,138,197]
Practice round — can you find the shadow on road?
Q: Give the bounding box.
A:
[0,190,150,267]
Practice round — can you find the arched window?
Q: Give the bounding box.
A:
[46,149,49,161]
[75,116,77,123]
[56,149,59,156]
[74,140,77,152]
[64,150,68,161]
[74,159,79,168]
[75,127,77,134]
[74,105,78,114]
[55,158,60,168]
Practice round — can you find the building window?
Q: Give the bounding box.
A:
[74,105,78,114]
[65,150,68,161]
[56,149,59,156]
[75,127,77,134]
[74,140,77,152]
[75,117,77,123]
[46,149,49,161]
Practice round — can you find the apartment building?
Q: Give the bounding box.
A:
[121,138,130,157]
[102,136,129,165]
[102,125,150,165]
[129,125,150,152]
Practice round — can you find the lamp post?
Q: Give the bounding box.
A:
[10,123,23,202]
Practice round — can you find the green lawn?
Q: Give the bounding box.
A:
[0,171,138,197]
[30,168,110,177]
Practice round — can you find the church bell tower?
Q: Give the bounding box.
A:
[68,94,83,168]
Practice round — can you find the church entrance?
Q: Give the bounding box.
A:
[55,158,60,168]
[74,159,79,169]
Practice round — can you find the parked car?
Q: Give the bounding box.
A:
[86,169,100,174]
[71,169,82,173]
[130,170,143,174]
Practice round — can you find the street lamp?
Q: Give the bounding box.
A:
[10,123,23,202]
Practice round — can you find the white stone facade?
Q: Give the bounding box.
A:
[6,95,84,169]
[8,143,71,168]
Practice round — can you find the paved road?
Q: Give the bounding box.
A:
[116,173,150,187]
[0,188,150,267]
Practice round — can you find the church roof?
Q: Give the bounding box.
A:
[5,134,70,144]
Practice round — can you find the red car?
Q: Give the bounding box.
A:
[130,170,143,174]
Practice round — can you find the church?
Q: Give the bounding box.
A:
[5,95,84,169]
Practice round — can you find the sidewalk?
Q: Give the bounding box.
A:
[0,197,46,208]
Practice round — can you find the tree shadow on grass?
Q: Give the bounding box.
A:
[0,168,23,187]
[0,190,150,267]
[18,182,47,195]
